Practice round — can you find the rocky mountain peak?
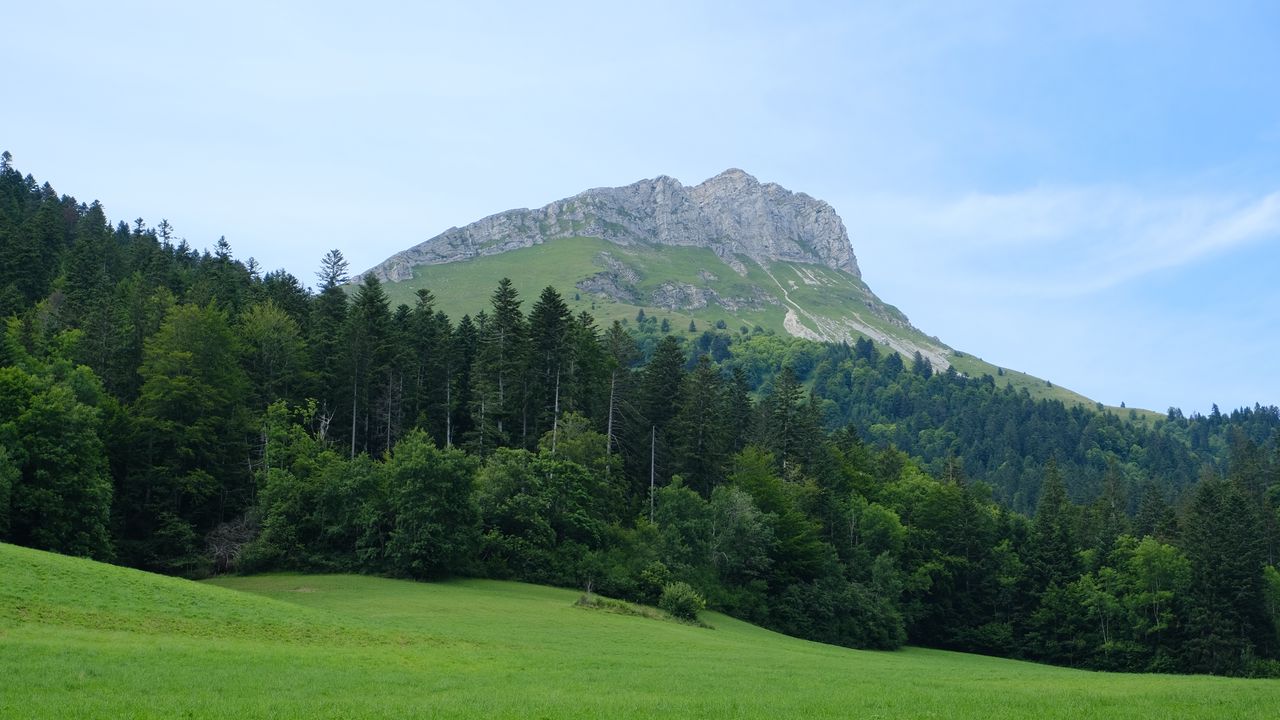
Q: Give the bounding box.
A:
[365,170,861,282]
[701,167,757,186]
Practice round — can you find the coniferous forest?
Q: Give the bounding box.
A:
[5,152,1280,676]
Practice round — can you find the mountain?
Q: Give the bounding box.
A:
[363,169,1140,412]
[365,169,953,370]
[370,168,860,280]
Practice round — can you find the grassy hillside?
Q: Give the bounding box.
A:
[2,543,1276,718]
[378,237,941,355]
[383,236,789,335]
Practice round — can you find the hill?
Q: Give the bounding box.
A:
[2,542,1278,719]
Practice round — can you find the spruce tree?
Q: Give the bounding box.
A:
[309,249,349,442]
[408,289,452,445]
[1027,458,1078,593]
[450,314,479,447]
[472,279,527,450]
[527,286,572,444]
[344,273,393,456]
[1181,477,1272,673]
[636,335,685,496]
[61,201,115,371]
[759,366,818,473]
[672,354,729,495]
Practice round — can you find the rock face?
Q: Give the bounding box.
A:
[365,169,860,282]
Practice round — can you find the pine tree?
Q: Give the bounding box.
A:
[0,182,60,310]
[724,366,754,453]
[602,320,638,458]
[759,366,819,473]
[527,286,572,445]
[1181,477,1272,673]
[472,279,527,450]
[309,249,349,442]
[384,303,415,451]
[450,314,479,447]
[636,335,685,497]
[1089,459,1129,555]
[259,269,311,330]
[202,235,250,314]
[61,201,116,371]
[564,311,606,424]
[911,350,933,378]
[344,273,393,456]
[1027,458,1078,593]
[1134,479,1179,543]
[407,289,453,445]
[672,354,729,495]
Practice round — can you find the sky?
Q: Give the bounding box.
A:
[4,1,1278,413]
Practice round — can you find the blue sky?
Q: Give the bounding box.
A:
[5,1,1278,413]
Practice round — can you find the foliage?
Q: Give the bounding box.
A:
[659,580,706,621]
[381,430,479,579]
[0,322,113,559]
[3,154,1280,674]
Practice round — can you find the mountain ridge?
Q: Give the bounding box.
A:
[365,169,962,369]
[366,168,860,283]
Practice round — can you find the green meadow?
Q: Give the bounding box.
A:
[1,543,1276,718]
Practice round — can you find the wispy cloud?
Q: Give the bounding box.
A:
[845,186,1280,298]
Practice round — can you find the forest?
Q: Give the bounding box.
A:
[3,151,1280,676]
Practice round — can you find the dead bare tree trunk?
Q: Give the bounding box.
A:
[551,367,561,455]
[350,372,358,458]
[649,425,656,523]
[386,369,394,455]
[445,374,453,447]
[606,370,617,455]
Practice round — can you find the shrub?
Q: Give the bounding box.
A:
[659,581,706,621]
[638,560,671,604]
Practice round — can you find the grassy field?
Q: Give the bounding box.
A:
[2,543,1277,718]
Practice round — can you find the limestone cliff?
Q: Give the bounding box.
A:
[365,169,859,282]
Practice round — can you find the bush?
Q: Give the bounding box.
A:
[659,581,706,621]
[638,560,671,604]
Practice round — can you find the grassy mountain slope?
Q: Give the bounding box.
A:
[3,542,1275,718]
[377,237,1137,412]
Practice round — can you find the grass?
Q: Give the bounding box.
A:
[378,236,936,342]
[2,542,1278,718]
[380,236,791,335]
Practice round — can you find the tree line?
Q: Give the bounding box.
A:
[3,151,1280,675]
